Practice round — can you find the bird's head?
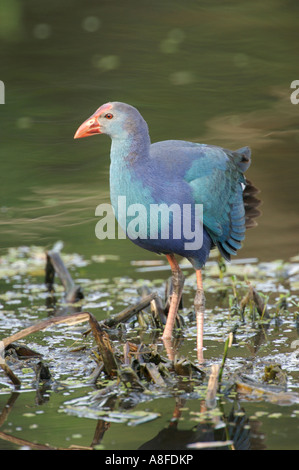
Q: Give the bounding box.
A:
[74,102,148,140]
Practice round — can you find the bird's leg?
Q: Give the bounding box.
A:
[195,269,205,364]
[162,254,185,342]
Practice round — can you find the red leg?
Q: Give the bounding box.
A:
[195,269,205,364]
[162,254,185,340]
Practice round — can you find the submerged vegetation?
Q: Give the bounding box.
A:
[0,245,299,450]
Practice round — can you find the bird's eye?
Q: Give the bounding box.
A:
[105,113,113,119]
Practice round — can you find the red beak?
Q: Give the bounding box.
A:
[74,113,101,139]
[74,103,113,139]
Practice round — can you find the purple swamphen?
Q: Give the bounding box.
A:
[74,102,261,362]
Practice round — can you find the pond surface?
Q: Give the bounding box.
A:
[0,248,299,450]
[0,0,299,451]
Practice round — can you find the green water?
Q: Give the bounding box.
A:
[0,0,299,451]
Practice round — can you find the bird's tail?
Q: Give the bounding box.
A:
[233,146,262,228]
[234,146,251,172]
[243,179,262,228]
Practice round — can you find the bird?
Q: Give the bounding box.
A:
[74,102,261,363]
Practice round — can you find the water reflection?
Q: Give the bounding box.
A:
[139,398,265,450]
[0,387,266,450]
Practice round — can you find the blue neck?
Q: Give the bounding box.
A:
[109,129,152,213]
[110,126,150,164]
